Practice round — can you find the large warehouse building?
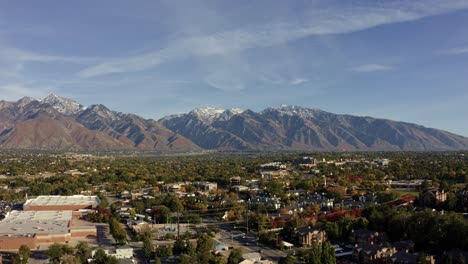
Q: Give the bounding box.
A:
[0,210,96,250]
[23,195,100,211]
[0,195,100,250]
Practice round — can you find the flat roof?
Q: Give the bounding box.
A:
[24,195,100,207]
[0,210,72,237]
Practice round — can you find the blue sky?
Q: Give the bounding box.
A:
[1,1,468,136]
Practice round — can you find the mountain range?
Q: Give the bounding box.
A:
[0,95,467,152]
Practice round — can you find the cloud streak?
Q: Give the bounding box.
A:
[78,0,468,78]
[351,64,393,73]
[445,47,468,55]
[0,46,94,64]
[0,83,48,101]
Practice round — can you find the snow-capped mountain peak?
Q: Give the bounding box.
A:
[263,105,323,118]
[190,107,226,123]
[17,96,37,107]
[190,107,244,123]
[41,94,85,115]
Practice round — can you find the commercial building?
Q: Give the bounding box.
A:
[91,246,134,260]
[0,210,96,250]
[23,195,100,211]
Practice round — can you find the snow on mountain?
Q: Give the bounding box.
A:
[190,107,244,123]
[263,105,324,118]
[41,94,85,115]
[16,96,36,108]
[217,108,244,122]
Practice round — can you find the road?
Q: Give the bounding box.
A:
[203,217,287,263]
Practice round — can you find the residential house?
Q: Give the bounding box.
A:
[92,245,134,260]
[293,226,327,247]
[353,242,396,264]
[349,229,387,246]
[421,187,447,203]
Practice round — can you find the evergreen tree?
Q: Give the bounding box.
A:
[143,237,153,260]
[321,241,336,264]
[308,243,322,264]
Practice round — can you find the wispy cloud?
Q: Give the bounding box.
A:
[290,78,308,85]
[0,46,94,64]
[0,83,49,101]
[351,64,393,73]
[444,46,468,55]
[78,1,468,78]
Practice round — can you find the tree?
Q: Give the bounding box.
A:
[227,248,242,264]
[197,233,215,263]
[173,239,188,255]
[210,256,227,264]
[417,252,428,264]
[153,205,171,223]
[143,237,153,260]
[155,246,173,257]
[18,245,31,264]
[109,217,127,244]
[454,253,466,264]
[92,249,119,264]
[47,243,64,263]
[97,193,109,211]
[75,241,91,263]
[307,243,322,264]
[279,255,296,264]
[154,256,162,264]
[62,254,79,264]
[179,254,196,264]
[321,241,336,264]
[442,253,453,264]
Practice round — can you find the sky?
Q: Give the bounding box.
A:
[1,0,468,136]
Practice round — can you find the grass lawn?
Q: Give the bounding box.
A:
[392,189,419,197]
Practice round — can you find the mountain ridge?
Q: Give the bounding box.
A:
[0,96,467,151]
[160,105,468,151]
[0,96,200,152]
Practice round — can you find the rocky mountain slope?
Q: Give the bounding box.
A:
[160,105,468,151]
[1,95,467,151]
[0,95,200,152]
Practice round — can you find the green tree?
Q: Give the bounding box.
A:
[75,241,91,263]
[210,256,228,264]
[47,243,64,263]
[179,254,196,264]
[197,233,215,263]
[321,241,336,264]
[154,256,162,264]
[279,254,296,264]
[153,205,171,223]
[143,237,153,260]
[173,239,188,255]
[92,249,119,264]
[307,243,322,264]
[227,248,243,264]
[155,245,173,257]
[18,245,31,264]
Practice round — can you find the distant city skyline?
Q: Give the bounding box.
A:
[1,1,468,136]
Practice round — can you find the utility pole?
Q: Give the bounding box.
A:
[246,199,249,234]
[177,210,180,239]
